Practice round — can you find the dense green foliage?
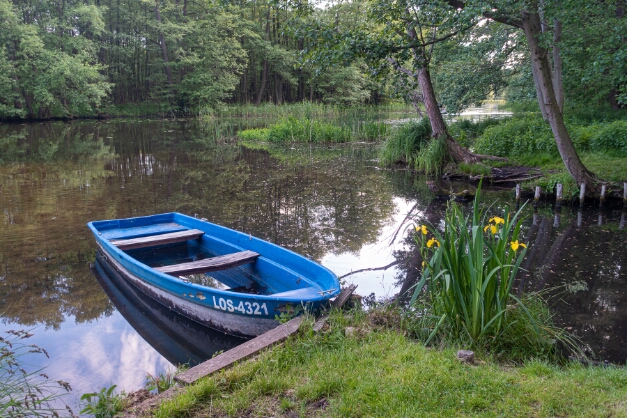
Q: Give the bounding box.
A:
[474,115,627,157]
[153,310,627,417]
[0,0,383,119]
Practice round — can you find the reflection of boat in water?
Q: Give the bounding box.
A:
[92,253,244,366]
[87,213,340,337]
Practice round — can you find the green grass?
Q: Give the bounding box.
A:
[488,152,627,198]
[153,310,627,418]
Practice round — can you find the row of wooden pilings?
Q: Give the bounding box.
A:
[514,182,627,229]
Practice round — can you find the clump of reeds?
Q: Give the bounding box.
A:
[379,118,432,166]
[0,330,74,417]
[409,186,580,361]
[238,117,388,143]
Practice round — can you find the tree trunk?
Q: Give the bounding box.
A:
[522,8,596,187]
[155,0,173,87]
[530,58,549,120]
[256,59,268,105]
[609,88,621,110]
[552,19,564,112]
[416,66,479,164]
[255,10,271,105]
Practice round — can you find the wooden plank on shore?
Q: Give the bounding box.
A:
[175,316,304,385]
[155,250,259,276]
[331,284,358,308]
[111,229,204,250]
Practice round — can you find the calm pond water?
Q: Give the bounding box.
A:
[1,119,625,411]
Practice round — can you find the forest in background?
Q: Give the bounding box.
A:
[0,0,625,120]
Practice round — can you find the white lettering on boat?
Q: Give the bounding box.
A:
[212,296,268,315]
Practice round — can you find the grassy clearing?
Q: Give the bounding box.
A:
[153,310,627,418]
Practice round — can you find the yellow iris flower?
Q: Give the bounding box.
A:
[489,216,505,225]
[486,224,497,234]
[427,238,440,248]
[510,240,527,251]
[416,224,428,235]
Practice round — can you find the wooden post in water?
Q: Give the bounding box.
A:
[600,185,606,207]
[556,184,563,207]
[579,183,586,206]
[533,208,539,226]
[534,186,541,206]
[553,205,561,228]
[515,183,521,210]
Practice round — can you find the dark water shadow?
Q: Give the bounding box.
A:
[92,252,245,367]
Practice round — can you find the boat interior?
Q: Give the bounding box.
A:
[94,217,328,298]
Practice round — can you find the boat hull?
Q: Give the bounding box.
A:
[88,213,340,338]
[97,244,281,337]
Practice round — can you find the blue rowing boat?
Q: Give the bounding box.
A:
[88,212,340,338]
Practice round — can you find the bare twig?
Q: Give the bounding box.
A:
[338,260,402,280]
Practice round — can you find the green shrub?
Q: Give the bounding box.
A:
[448,118,503,147]
[589,120,627,155]
[474,112,627,158]
[474,115,556,157]
[379,118,431,166]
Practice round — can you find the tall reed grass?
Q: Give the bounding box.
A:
[201,102,413,120]
[410,187,579,360]
[1,330,73,417]
[238,117,388,143]
[379,118,431,166]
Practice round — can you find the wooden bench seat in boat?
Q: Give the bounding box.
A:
[155,250,260,276]
[111,229,204,250]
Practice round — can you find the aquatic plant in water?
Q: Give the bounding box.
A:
[410,187,578,359]
[0,330,73,417]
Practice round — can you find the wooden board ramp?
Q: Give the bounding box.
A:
[331,283,358,308]
[122,284,357,416]
[174,315,303,385]
[155,250,259,276]
[111,229,204,250]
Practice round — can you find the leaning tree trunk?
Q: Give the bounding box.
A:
[416,66,480,164]
[552,19,564,112]
[522,8,596,188]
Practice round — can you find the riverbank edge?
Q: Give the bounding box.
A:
[122,309,627,417]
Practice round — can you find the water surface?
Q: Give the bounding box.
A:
[1,119,625,411]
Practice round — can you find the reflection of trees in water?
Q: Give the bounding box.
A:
[0,120,399,327]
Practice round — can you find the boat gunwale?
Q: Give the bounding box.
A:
[87,212,340,305]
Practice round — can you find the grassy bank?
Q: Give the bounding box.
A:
[379,106,627,195]
[152,310,627,417]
